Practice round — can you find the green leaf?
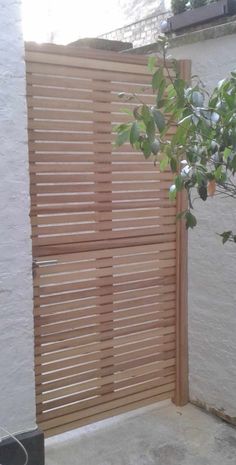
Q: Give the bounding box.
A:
[198,184,208,201]
[142,139,152,158]
[166,83,176,98]
[146,118,156,142]
[157,79,166,103]
[174,174,184,191]
[176,210,187,220]
[185,211,197,229]
[152,109,165,132]
[220,230,232,244]
[191,91,204,107]
[170,157,178,173]
[115,123,130,133]
[231,153,236,172]
[164,144,172,159]
[171,125,186,147]
[156,98,166,109]
[160,154,169,171]
[214,165,223,181]
[130,122,140,146]
[133,106,142,121]
[120,108,133,116]
[148,56,157,73]
[115,129,130,147]
[141,105,151,125]
[151,139,160,155]
[169,184,177,201]
[152,68,164,91]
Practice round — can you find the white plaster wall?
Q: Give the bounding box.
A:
[0,0,36,437]
[171,35,236,419]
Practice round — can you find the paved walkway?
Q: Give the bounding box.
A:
[46,401,236,465]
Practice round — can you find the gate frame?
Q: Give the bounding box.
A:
[25,42,190,429]
[175,59,191,406]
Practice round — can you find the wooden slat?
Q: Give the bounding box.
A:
[40,372,175,410]
[36,327,175,366]
[35,322,176,357]
[26,61,153,84]
[35,334,175,372]
[26,85,156,104]
[37,379,175,423]
[26,43,188,436]
[25,50,153,76]
[38,382,174,431]
[174,59,190,407]
[24,42,172,67]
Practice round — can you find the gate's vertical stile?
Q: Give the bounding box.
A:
[25,43,188,436]
[92,78,114,397]
[33,261,44,420]
[174,59,191,406]
[27,89,44,420]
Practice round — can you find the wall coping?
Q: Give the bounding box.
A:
[128,16,236,53]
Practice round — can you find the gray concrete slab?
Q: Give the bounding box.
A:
[46,401,236,465]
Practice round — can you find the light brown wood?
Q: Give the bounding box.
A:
[43,390,173,437]
[26,85,155,104]
[173,60,190,407]
[26,43,189,436]
[38,382,175,430]
[37,380,175,423]
[35,334,175,372]
[24,41,171,67]
[40,372,175,410]
[37,359,175,403]
[25,50,153,75]
[35,323,176,357]
[26,61,153,84]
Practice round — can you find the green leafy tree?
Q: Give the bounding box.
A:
[190,0,207,8]
[171,0,188,14]
[115,37,236,243]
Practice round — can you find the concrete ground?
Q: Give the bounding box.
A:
[46,401,236,465]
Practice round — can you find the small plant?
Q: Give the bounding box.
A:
[171,0,188,14]
[190,0,207,8]
[115,36,236,243]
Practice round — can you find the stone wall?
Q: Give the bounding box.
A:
[119,0,168,22]
[0,0,36,437]
[100,10,170,48]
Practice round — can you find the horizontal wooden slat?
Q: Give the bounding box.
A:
[45,390,173,437]
[26,61,155,84]
[25,51,153,76]
[38,382,174,431]
[40,371,175,411]
[36,326,175,366]
[37,378,175,422]
[36,356,175,394]
[32,233,176,257]
[31,209,176,226]
[27,44,180,436]
[35,321,176,356]
[27,85,156,104]
[24,42,173,68]
[35,333,175,372]
[35,343,175,384]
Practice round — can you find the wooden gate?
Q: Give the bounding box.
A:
[25,43,189,437]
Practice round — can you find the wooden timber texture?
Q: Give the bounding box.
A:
[25,42,190,437]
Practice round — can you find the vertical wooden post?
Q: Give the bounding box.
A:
[174,59,191,406]
[174,189,189,406]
